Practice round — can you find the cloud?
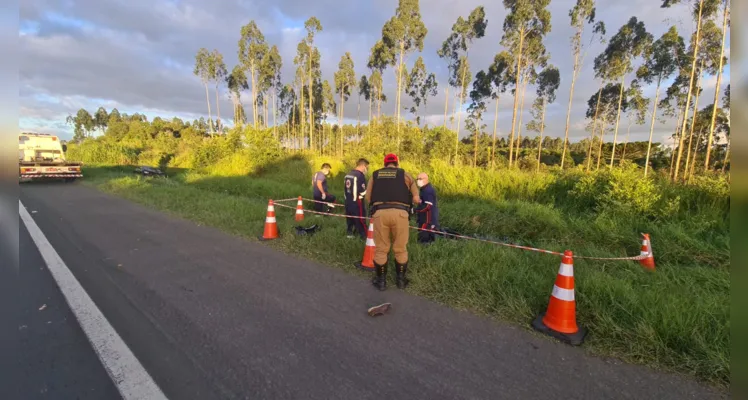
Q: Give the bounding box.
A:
[19,0,729,144]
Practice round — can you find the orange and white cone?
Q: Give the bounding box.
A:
[354,222,376,271]
[259,199,279,241]
[639,233,655,270]
[295,196,305,222]
[532,250,587,346]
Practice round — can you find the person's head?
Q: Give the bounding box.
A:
[383,153,399,167]
[355,158,370,174]
[321,163,332,175]
[417,172,429,188]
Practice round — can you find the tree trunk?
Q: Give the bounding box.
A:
[587,83,603,171]
[443,86,449,128]
[644,78,662,176]
[396,42,405,148]
[204,83,213,135]
[610,76,626,167]
[273,90,277,139]
[684,65,703,180]
[537,99,546,173]
[515,77,528,164]
[622,121,632,162]
[596,121,607,170]
[669,107,684,177]
[368,94,372,136]
[473,127,479,168]
[673,0,705,181]
[250,65,257,129]
[721,143,730,173]
[215,83,221,133]
[357,92,361,137]
[491,95,500,169]
[508,28,525,167]
[687,128,705,182]
[308,50,314,152]
[456,51,470,163]
[705,0,729,170]
[562,41,581,169]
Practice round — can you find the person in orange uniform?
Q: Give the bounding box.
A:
[364,153,421,291]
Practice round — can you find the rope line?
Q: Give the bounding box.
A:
[271,199,650,261]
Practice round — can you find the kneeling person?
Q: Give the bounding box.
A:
[414,173,440,244]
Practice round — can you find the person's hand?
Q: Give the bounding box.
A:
[412,195,421,205]
[321,193,326,200]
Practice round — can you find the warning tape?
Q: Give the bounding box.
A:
[271,198,651,261]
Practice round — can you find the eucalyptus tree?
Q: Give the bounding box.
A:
[621,80,649,163]
[500,0,552,167]
[438,6,487,155]
[259,45,282,135]
[357,75,369,134]
[526,65,560,172]
[468,70,491,166]
[594,16,653,168]
[561,0,606,168]
[227,65,249,127]
[210,50,227,131]
[486,51,512,168]
[406,56,438,126]
[661,0,721,180]
[704,0,730,170]
[334,52,356,129]
[194,48,215,133]
[636,25,684,175]
[378,0,427,141]
[238,21,268,129]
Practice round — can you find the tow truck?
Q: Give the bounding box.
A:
[19,133,83,182]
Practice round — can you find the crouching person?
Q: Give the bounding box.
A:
[414,173,439,244]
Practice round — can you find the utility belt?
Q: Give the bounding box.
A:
[371,202,411,215]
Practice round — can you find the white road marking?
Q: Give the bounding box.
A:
[19,200,168,400]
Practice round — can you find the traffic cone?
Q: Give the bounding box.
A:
[295,196,304,222]
[639,233,655,271]
[354,222,376,271]
[532,250,587,346]
[259,199,279,241]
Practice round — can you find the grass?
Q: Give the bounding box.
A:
[78,160,730,387]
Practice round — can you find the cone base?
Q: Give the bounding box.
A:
[532,312,587,346]
[354,262,375,271]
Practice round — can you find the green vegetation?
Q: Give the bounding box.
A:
[57,0,731,388]
[67,123,729,385]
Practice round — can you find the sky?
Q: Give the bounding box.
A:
[18,0,730,146]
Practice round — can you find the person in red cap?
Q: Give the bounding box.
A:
[364,153,421,290]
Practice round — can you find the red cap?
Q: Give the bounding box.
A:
[384,153,399,165]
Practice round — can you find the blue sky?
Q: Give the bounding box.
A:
[19,0,730,146]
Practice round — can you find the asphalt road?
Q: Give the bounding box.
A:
[12,182,724,400]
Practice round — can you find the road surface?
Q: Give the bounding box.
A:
[8,183,724,399]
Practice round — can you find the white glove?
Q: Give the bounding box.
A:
[321,193,326,200]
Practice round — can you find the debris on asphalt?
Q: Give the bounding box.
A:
[38,304,47,311]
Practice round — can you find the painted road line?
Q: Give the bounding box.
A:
[19,200,168,400]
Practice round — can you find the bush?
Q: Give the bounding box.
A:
[67,139,140,165]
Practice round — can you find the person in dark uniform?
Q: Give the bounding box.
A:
[344,158,369,239]
[414,172,440,244]
[364,153,421,291]
[312,163,336,213]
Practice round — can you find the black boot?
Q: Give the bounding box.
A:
[371,262,387,291]
[395,262,409,289]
